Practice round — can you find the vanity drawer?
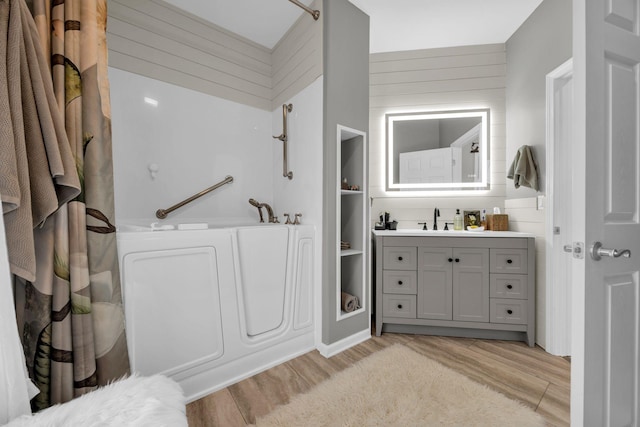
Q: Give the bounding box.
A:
[383,271,417,294]
[490,249,528,274]
[383,294,416,319]
[490,298,527,324]
[383,247,417,270]
[490,274,528,299]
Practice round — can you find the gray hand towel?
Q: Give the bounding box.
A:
[507,145,539,191]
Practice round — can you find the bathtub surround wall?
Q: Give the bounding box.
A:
[110,67,274,223]
[271,78,323,226]
[107,0,324,225]
[504,0,572,349]
[369,44,508,229]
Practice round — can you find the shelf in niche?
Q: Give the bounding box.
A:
[339,307,365,320]
[340,249,362,257]
[336,124,367,324]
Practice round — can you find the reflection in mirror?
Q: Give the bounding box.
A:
[386,109,490,191]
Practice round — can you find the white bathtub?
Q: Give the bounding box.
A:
[116,221,315,402]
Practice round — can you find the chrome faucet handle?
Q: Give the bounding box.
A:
[293,213,302,225]
[284,213,292,224]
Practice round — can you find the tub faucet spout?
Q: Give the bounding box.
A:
[248,198,276,223]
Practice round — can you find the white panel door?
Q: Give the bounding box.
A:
[575,0,640,424]
[399,147,453,183]
[546,59,574,357]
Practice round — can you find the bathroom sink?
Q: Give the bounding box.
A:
[390,229,472,236]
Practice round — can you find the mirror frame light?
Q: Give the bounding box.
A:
[386,108,490,192]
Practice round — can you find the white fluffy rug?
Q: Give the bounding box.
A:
[254,345,546,427]
[6,374,187,427]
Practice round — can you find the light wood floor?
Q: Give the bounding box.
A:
[186,332,570,426]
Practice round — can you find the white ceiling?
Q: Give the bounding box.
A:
[165,0,543,53]
[164,0,315,49]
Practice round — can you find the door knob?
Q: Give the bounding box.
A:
[590,241,631,261]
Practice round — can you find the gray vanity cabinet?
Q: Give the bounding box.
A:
[374,231,535,346]
[417,247,489,322]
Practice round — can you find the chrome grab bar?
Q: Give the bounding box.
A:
[273,103,294,180]
[288,0,320,20]
[155,175,233,219]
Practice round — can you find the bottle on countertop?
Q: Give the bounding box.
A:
[453,209,463,230]
[481,209,487,228]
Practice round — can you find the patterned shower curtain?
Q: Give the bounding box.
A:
[13,0,130,411]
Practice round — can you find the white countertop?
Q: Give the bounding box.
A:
[372,229,535,238]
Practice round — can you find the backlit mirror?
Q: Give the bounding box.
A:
[386,109,490,191]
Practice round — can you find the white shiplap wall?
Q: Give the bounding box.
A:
[107,0,322,112]
[504,197,546,347]
[271,1,323,109]
[369,44,507,229]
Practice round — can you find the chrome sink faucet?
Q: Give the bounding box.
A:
[433,208,440,230]
[249,198,277,223]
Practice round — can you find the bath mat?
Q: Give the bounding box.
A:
[253,344,545,427]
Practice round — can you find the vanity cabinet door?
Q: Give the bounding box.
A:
[452,248,489,322]
[417,247,453,320]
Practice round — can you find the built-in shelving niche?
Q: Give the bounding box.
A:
[337,125,367,321]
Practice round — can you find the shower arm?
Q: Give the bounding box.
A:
[155,175,233,219]
[288,0,320,20]
[273,103,294,180]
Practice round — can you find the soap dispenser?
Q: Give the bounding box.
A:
[454,209,463,231]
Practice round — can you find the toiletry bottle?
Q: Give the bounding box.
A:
[480,209,487,228]
[454,209,463,230]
